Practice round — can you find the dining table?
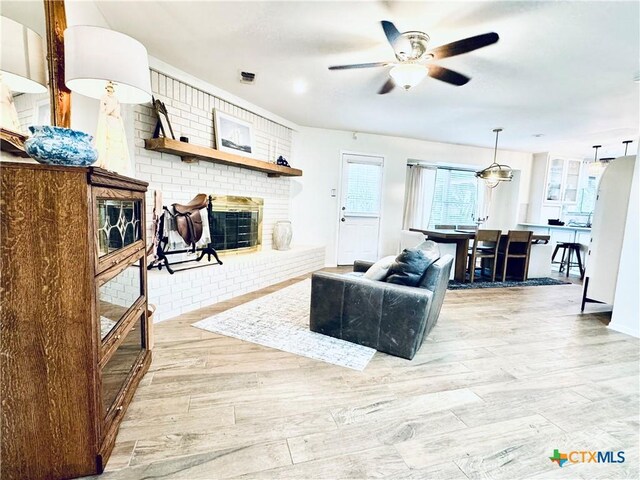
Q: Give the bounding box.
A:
[409,228,551,282]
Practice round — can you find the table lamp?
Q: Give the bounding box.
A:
[0,16,47,132]
[64,25,152,174]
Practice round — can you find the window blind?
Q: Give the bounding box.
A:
[428,168,478,228]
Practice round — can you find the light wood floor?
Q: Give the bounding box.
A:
[89,269,639,479]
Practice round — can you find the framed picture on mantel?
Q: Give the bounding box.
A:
[152,97,176,140]
[213,110,254,157]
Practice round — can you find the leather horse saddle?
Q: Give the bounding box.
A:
[172,194,208,251]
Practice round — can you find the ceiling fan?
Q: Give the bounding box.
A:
[328,21,499,94]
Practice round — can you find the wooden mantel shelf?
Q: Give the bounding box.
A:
[144,137,302,177]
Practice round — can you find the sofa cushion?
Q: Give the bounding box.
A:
[363,255,396,281]
[386,249,437,287]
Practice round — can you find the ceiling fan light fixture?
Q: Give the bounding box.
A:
[389,64,427,90]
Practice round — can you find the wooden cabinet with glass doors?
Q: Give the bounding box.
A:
[0,163,150,480]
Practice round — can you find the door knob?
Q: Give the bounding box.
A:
[341,218,346,222]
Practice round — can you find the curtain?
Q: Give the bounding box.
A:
[402,166,423,229]
[402,165,436,229]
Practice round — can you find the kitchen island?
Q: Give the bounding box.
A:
[518,223,591,244]
[518,223,591,276]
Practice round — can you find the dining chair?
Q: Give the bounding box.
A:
[497,230,533,281]
[467,229,501,282]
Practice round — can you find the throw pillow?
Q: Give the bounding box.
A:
[417,241,443,287]
[363,255,396,281]
[416,240,441,259]
[386,249,436,287]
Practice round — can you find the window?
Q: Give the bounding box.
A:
[344,162,382,215]
[403,164,483,230]
[428,168,479,228]
[562,172,598,223]
[577,175,597,213]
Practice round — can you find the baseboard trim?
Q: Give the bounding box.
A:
[607,322,640,338]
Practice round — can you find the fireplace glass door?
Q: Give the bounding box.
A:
[211,210,260,250]
[209,196,263,253]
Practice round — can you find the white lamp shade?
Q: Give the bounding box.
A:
[65,25,151,104]
[389,64,427,90]
[0,16,47,93]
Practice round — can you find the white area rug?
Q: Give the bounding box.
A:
[191,279,376,371]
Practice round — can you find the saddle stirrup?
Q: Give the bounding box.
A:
[184,212,197,252]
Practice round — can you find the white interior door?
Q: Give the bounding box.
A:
[337,153,383,265]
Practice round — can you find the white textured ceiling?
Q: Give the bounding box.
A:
[92,0,639,158]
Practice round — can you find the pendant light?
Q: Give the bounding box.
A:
[589,140,634,177]
[475,128,513,188]
[588,145,606,176]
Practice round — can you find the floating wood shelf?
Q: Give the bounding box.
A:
[144,137,302,177]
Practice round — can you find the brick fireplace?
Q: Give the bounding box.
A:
[132,69,325,322]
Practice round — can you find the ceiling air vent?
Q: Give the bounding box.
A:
[239,71,256,84]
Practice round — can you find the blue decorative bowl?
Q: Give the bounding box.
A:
[24,126,98,166]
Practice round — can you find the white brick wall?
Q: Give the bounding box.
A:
[148,246,325,322]
[132,70,322,322]
[133,70,293,251]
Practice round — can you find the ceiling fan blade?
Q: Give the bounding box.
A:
[378,78,396,94]
[381,20,412,55]
[427,32,499,60]
[381,20,402,46]
[427,65,471,86]
[328,61,390,70]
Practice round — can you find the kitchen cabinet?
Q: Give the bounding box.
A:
[543,156,583,205]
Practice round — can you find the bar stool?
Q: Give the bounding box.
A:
[552,242,584,279]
